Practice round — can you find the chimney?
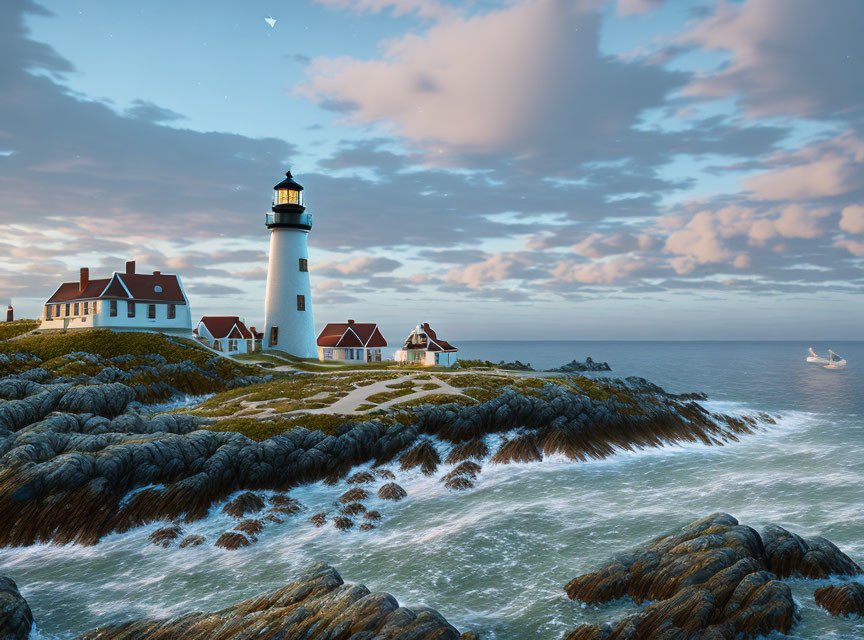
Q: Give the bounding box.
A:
[347,319,355,324]
[79,267,89,293]
[5,304,12,323]
[153,270,161,276]
[126,260,136,275]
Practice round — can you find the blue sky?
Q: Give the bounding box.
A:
[1,0,862,340]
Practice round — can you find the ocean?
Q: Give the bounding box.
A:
[2,341,862,639]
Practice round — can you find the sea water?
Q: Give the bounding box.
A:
[1,341,862,639]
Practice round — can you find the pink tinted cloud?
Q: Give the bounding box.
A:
[314,0,456,19]
[839,205,864,235]
[616,0,663,16]
[443,253,533,288]
[551,255,648,283]
[834,239,864,257]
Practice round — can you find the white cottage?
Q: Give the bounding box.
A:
[393,322,458,367]
[316,320,387,363]
[40,261,192,335]
[196,316,255,354]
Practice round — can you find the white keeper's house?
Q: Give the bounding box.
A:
[316,320,387,363]
[40,261,192,334]
[393,322,459,367]
[195,316,255,354]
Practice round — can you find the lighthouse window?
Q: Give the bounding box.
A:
[270,326,279,346]
[299,258,308,272]
[297,295,306,311]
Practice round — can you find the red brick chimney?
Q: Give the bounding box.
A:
[153,270,161,276]
[5,304,12,323]
[126,260,136,275]
[79,267,89,293]
[347,319,355,324]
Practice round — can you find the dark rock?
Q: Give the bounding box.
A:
[310,513,327,527]
[441,461,482,482]
[549,357,611,372]
[346,471,376,484]
[360,522,377,531]
[375,469,396,480]
[378,483,407,501]
[446,439,488,464]
[341,503,366,516]
[762,525,861,578]
[364,510,381,521]
[0,576,33,640]
[400,440,441,475]
[444,477,474,491]
[215,531,251,550]
[490,432,542,464]
[561,513,841,639]
[222,492,265,518]
[71,563,462,640]
[814,582,864,617]
[339,487,368,503]
[332,516,354,531]
[148,524,182,548]
[234,519,265,536]
[178,535,206,548]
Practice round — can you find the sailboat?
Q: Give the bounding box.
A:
[806,348,829,364]
[823,349,847,369]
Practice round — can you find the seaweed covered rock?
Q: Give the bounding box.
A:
[400,440,441,475]
[72,563,462,640]
[339,487,368,504]
[814,582,864,618]
[178,535,206,548]
[378,483,407,501]
[222,492,265,518]
[446,439,488,464]
[561,513,862,639]
[215,532,252,550]
[0,576,33,640]
[234,519,265,536]
[148,524,183,548]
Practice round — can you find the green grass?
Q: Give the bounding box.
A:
[365,387,417,404]
[0,319,40,341]
[203,413,348,440]
[390,394,476,408]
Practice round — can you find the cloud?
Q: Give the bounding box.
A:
[839,205,864,235]
[301,0,685,161]
[680,0,864,119]
[442,253,536,288]
[617,0,664,16]
[742,133,864,201]
[313,256,402,277]
[834,238,864,257]
[551,255,649,283]
[313,0,456,19]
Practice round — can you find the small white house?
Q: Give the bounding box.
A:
[393,322,458,367]
[40,261,192,335]
[195,316,255,354]
[316,320,387,363]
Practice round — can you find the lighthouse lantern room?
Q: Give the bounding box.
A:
[263,171,317,357]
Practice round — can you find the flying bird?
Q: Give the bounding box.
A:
[265,16,277,28]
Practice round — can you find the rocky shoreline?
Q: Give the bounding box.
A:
[564,513,862,639]
[0,346,773,548]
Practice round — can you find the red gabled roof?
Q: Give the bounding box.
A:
[45,271,186,304]
[198,316,253,340]
[317,322,387,348]
[46,279,111,303]
[401,322,457,352]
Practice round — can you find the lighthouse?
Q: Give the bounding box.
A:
[263,171,317,357]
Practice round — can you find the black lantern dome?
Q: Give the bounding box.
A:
[267,171,312,230]
[272,171,305,212]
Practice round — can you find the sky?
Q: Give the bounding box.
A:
[0,0,862,340]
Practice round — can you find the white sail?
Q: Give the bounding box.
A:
[824,348,847,369]
[806,347,829,364]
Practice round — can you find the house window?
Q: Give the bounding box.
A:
[299,258,308,272]
[45,306,52,320]
[213,340,222,352]
[297,295,305,311]
[270,326,279,346]
[147,304,156,319]
[246,340,253,352]
[110,300,117,317]
[323,348,333,360]
[167,304,176,320]
[65,304,70,316]
[128,301,135,318]
[55,304,60,317]
[83,301,89,315]
[228,339,238,352]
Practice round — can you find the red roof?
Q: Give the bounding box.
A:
[401,322,457,352]
[317,322,387,348]
[197,316,253,340]
[46,272,186,304]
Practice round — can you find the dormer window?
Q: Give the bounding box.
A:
[154,285,163,293]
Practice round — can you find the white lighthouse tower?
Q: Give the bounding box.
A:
[263,171,317,357]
